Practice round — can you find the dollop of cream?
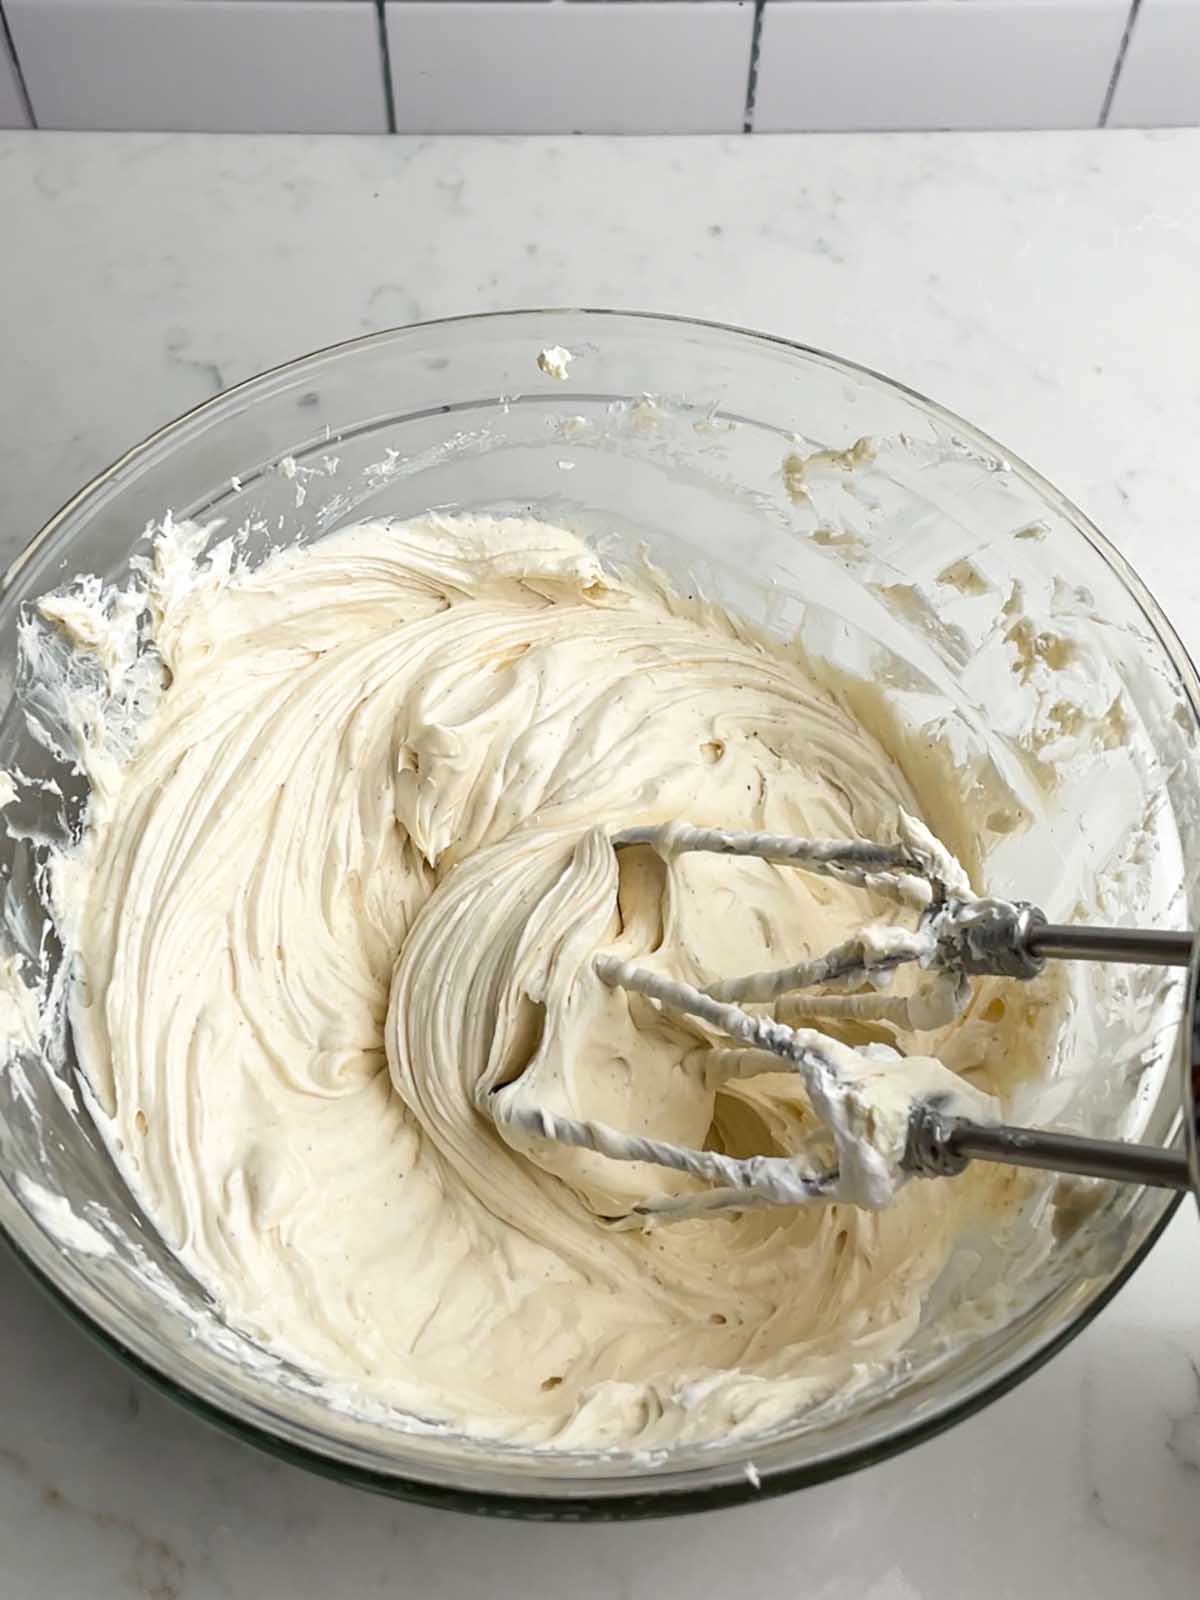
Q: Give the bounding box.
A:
[55,514,1062,1448]
[537,345,574,380]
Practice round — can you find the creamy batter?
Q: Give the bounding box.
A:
[51,512,1065,1448]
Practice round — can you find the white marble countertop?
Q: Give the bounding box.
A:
[1,128,1199,1599]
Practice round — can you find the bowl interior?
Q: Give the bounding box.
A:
[1,310,1197,1515]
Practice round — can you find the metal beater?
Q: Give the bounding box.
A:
[489,822,1200,1221]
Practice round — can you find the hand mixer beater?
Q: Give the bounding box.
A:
[487,816,1200,1223]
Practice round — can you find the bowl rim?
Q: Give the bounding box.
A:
[1,307,1192,1519]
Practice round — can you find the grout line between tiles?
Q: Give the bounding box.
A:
[0,0,35,128]
[1099,0,1143,127]
[742,0,765,133]
[375,0,397,135]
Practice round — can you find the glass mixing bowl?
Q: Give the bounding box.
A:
[1,310,1197,1519]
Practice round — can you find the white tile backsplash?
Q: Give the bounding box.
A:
[1109,0,1200,125]
[3,0,1190,137]
[386,0,754,133]
[0,19,29,127]
[6,0,389,133]
[754,0,1131,132]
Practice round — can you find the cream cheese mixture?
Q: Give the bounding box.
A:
[47,512,1069,1449]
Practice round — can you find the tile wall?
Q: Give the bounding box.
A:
[0,0,1196,134]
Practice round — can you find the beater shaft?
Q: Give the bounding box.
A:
[1026,923,1193,968]
[905,1103,1192,1191]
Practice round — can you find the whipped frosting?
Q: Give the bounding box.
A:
[50,512,1067,1448]
[537,345,574,381]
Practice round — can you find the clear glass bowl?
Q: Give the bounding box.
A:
[1,310,1196,1519]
